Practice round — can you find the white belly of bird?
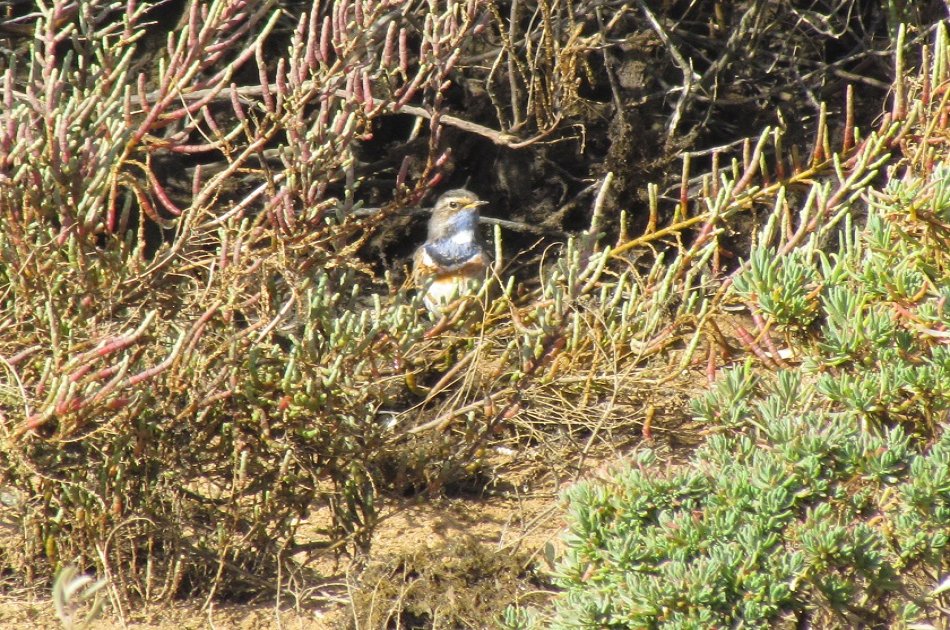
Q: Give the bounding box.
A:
[424,275,483,313]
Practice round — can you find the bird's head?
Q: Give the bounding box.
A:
[427,189,488,239]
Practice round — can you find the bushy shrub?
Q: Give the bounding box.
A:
[554,372,949,627]
[0,0,493,604]
[552,61,950,627]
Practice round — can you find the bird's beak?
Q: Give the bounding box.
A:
[468,200,489,209]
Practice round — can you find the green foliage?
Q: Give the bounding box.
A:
[735,165,950,429]
[732,248,819,328]
[499,604,543,630]
[554,371,950,627]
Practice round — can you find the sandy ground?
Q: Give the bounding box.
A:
[0,450,576,629]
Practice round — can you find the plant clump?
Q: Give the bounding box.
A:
[555,372,950,627]
[0,0,507,607]
[549,31,950,627]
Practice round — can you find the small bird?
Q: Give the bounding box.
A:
[412,189,492,315]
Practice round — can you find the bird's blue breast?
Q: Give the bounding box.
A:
[424,209,487,270]
[423,239,485,270]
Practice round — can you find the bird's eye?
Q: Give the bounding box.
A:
[448,201,460,209]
